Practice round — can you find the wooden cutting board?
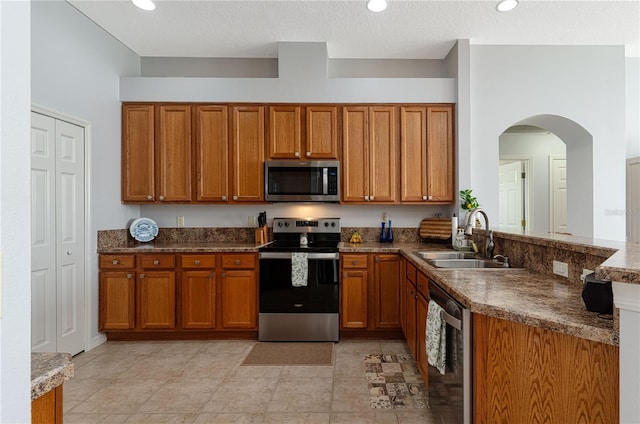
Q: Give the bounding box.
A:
[419,217,453,240]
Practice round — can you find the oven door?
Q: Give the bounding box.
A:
[259,252,339,313]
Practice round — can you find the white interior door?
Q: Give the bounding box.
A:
[499,161,523,232]
[31,113,57,352]
[31,112,86,355]
[550,156,568,234]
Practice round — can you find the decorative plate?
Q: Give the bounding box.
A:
[129,217,159,242]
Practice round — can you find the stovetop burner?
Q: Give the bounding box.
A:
[260,217,341,252]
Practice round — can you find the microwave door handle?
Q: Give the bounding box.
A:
[323,168,328,195]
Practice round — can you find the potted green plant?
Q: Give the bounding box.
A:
[459,189,479,211]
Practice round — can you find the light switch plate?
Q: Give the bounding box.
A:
[553,260,569,278]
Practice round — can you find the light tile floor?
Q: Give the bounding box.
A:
[65,339,437,424]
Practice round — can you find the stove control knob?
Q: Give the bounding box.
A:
[277,222,283,227]
[331,222,336,227]
[284,222,290,227]
[324,222,329,227]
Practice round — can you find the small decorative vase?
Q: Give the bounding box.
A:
[387,220,393,243]
[379,222,387,243]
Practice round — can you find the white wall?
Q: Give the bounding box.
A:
[31,0,141,349]
[499,130,566,234]
[627,58,640,158]
[0,1,32,422]
[470,45,627,241]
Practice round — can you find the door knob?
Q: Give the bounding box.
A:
[112,259,119,265]
[153,260,160,265]
[159,195,165,201]
[147,195,153,200]
[194,259,201,265]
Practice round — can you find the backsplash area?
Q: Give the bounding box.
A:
[471,230,617,287]
[98,226,425,248]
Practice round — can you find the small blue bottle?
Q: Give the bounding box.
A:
[379,222,387,243]
[387,220,393,243]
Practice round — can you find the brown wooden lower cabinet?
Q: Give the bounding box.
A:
[32,385,62,424]
[415,290,429,384]
[473,313,619,423]
[99,252,258,338]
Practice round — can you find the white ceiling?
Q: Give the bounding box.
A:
[67,0,640,59]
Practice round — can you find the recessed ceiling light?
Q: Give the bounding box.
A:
[367,0,387,13]
[132,0,156,11]
[496,0,519,12]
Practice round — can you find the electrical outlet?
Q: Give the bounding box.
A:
[581,268,594,281]
[177,216,185,227]
[382,212,388,222]
[553,260,569,278]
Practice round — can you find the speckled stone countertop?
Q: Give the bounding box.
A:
[31,352,74,400]
[344,241,618,346]
[97,241,265,254]
[97,235,633,346]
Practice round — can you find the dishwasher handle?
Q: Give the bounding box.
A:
[440,308,462,331]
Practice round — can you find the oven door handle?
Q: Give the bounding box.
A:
[259,252,340,260]
[430,297,463,331]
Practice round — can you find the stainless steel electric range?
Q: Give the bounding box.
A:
[258,217,341,341]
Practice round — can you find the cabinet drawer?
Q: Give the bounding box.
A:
[180,254,216,269]
[406,262,416,283]
[221,254,256,269]
[100,255,135,269]
[342,254,368,269]
[416,271,429,299]
[140,254,176,269]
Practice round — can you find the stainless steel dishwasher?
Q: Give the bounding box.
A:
[427,279,471,424]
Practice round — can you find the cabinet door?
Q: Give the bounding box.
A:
[195,105,229,202]
[220,270,257,328]
[405,279,417,358]
[138,271,176,329]
[426,106,454,202]
[181,270,216,329]
[268,105,302,159]
[400,258,407,335]
[156,105,192,202]
[372,254,401,329]
[368,106,397,203]
[342,107,369,202]
[306,106,338,159]
[231,106,265,202]
[122,104,155,202]
[99,271,135,330]
[341,269,369,329]
[400,106,428,202]
[416,292,429,384]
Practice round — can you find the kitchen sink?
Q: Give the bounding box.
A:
[414,251,477,260]
[426,259,509,269]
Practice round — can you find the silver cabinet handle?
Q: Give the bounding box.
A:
[370,196,374,201]
[153,260,160,265]
[294,151,300,157]
[113,259,119,265]
[221,272,226,278]
[159,195,165,201]
[374,257,380,263]
[364,196,369,201]
[194,259,201,265]
[234,259,241,265]
[221,195,227,201]
[66,250,72,255]
[233,195,238,200]
[127,273,133,279]
[147,195,153,200]
[306,151,311,157]
[422,195,427,200]
[351,260,358,265]
[140,273,146,279]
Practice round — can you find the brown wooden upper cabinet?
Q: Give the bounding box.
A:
[195,105,229,202]
[342,106,397,203]
[231,106,265,202]
[267,105,338,160]
[400,105,454,203]
[122,104,192,203]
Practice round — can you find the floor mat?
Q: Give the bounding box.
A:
[241,342,334,366]
[365,353,428,409]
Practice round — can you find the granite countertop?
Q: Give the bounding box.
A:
[98,241,266,254]
[31,352,74,400]
[97,239,630,346]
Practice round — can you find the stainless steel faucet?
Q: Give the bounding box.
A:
[464,207,493,258]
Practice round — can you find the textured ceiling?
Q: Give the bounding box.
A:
[67,0,640,59]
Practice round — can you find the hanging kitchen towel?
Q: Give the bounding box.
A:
[291,252,308,287]
[427,300,446,375]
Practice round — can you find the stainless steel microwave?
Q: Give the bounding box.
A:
[264,160,340,202]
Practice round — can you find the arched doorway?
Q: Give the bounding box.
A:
[498,115,593,237]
